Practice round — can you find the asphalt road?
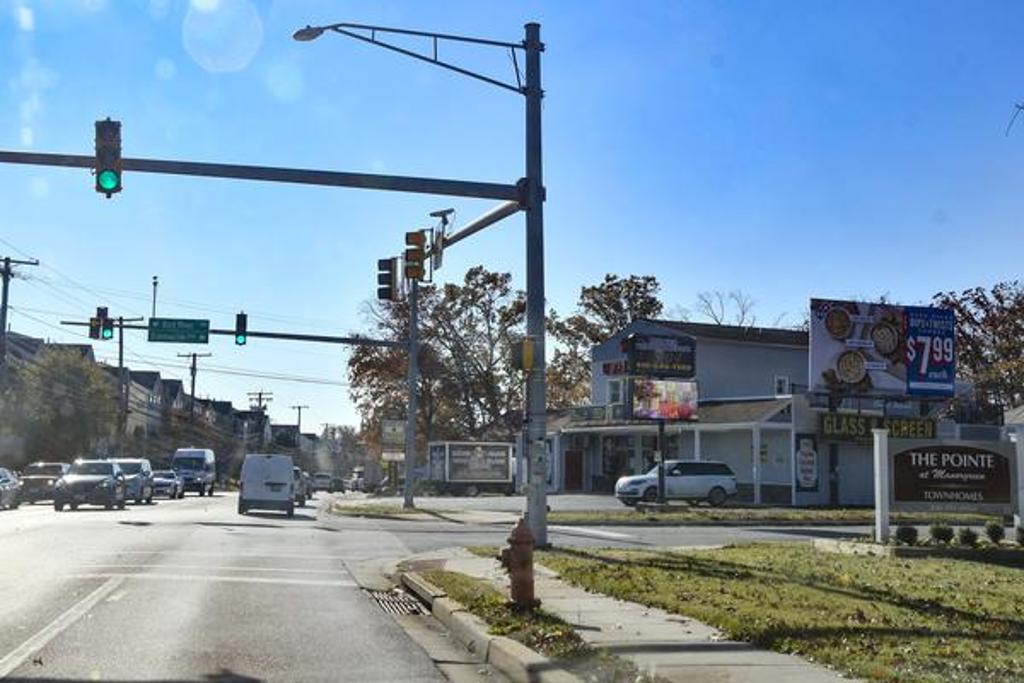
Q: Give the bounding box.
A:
[369,493,625,513]
[0,491,868,682]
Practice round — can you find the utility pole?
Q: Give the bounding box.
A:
[151,275,158,317]
[0,255,39,369]
[523,22,549,546]
[248,389,274,412]
[117,314,145,441]
[403,278,419,510]
[179,352,212,417]
[291,404,309,433]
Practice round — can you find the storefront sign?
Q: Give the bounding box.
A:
[809,299,955,397]
[632,379,699,421]
[448,444,512,482]
[891,441,1014,513]
[821,413,935,441]
[622,333,696,379]
[795,433,819,492]
[381,419,405,448]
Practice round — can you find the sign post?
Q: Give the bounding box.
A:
[872,428,890,543]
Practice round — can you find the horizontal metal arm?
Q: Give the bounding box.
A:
[326,22,523,50]
[442,200,521,250]
[0,150,520,202]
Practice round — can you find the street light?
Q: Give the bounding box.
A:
[293,20,549,545]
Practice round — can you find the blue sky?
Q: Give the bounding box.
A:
[3,0,1024,431]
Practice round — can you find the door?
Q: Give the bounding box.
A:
[564,450,583,491]
[828,444,840,505]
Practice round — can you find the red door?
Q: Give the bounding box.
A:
[564,450,583,491]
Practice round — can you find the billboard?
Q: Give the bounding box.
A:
[447,444,513,482]
[809,299,955,397]
[622,333,696,379]
[381,419,405,448]
[890,440,1014,514]
[632,379,699,421]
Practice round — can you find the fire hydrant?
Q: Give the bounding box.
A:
[499,517,540,611]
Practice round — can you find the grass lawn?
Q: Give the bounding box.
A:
[536,544,1024,682]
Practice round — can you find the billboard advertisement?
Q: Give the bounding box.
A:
[622,333,696,379]
[632,379,699,421]
[795,433,819,492]
[809,299,955,397]
[447,444,513,482]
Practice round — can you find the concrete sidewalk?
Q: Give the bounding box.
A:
[407,547,856,683]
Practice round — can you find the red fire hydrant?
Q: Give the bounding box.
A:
[500,517,540,611]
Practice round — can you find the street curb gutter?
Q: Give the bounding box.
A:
[400,571,581,683]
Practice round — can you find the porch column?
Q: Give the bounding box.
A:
[752,425,762,505]
[694,429,702,461]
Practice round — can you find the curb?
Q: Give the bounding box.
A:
[399,570,582,683]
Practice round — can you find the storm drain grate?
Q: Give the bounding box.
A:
[367,589,425,615]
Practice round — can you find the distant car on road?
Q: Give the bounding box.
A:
[172,448,216,496]
[152,469,183,499]
[312,472,332,492]
[329,476,345,494]
[17,462,68,504]
[238,454,294,517]
[54,460,127,511]
[0,468,22,509]
[614,460,738,507]
[113,458,155,505]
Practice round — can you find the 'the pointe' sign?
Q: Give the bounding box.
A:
[892,441,1014,513]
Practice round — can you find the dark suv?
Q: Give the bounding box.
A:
[19,462,70,504]
[54,460,127,511]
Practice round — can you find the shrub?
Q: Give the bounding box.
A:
[957,527,979,548]
[985,521,1005,545]
[894,525,919,546]
[929,524,954,545]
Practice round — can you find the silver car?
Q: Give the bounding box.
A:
[152,470,183,499]
[614,460,737,507]
[113,458,155,505]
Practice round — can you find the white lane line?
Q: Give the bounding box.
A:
[78,564,346,575]
[0,576,125,679]
[83,550,348,560]
[549,525,633,540]
[68,573,356,588]
[105,589,128,603]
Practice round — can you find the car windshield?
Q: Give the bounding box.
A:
[68,462,112,476]
[117,462,142,474]
[174,457,205,471]
[24,464,64,476]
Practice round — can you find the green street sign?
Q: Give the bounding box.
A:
[148,318,210,344]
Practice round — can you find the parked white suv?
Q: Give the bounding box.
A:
[614,460,737,507]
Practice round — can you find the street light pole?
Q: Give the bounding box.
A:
[403,278,419,510]
[523,22,548,546]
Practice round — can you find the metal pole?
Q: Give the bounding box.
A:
[189,354,197,417]
[152,276,158,317]
[403,279,419,509]
[523,22,548,545]
[0,258,10,369]
[657,419,666,505]
[118,316,127,442]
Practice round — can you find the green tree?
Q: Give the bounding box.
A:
[933,282,1024,409]
[11,349,117,463]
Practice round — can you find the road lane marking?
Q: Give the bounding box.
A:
[68,572,357,587]
[549,525,632,540]
[105,589,128,602]
[0,576,125,679]
[78,564,347,575]
[84,550,348,560]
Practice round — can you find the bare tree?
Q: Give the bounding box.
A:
[695,290,757,326]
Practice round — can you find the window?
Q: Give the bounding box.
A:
[774,375,791,395]
[608,379,622,405]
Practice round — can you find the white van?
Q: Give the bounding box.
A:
[171,448,216,497]
[238,454,295,517]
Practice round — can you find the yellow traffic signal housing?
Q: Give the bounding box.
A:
[404,230,426,281]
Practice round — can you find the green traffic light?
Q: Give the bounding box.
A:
[235,335,247,346]
[97,169,120,192]
[102,329,114,340]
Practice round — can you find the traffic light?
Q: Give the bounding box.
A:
[94,118,122,197]
[404,230,426,281]
[377,257,398,301]
[88,317,101,339]
[235,312,248,346]
[101,317,115,340]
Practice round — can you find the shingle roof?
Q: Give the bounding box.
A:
[129,371,161,390]
[647,319,808,347]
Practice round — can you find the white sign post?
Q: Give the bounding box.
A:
[1016,429,1024,531]
[872,428,890,543]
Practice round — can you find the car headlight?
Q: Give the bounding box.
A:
[46,478,55,485]
[55,480,67,489]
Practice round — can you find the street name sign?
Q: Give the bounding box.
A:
[148,318,210,343]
